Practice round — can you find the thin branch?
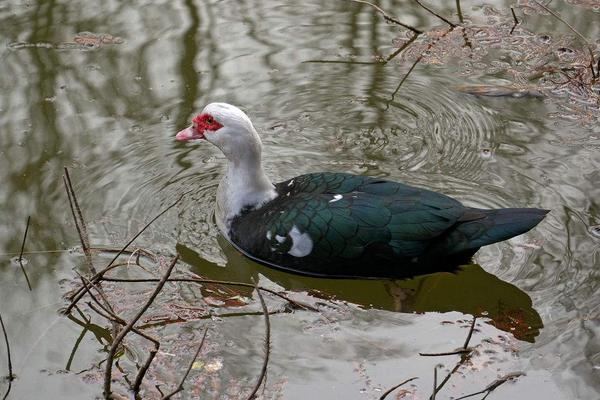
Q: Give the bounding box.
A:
[161,327,209,399]
[455,0,463,23]
[63,168,95,275]
[245,281,271,400]
[0,311,14,400]
[385,33,419,63]
[64,192,187,315]
[65,311,90,371]
[510,7,519,35]
[453,372,524,400]
[351,0,423,33]
[75,272,120,340]
[428,316,477,400]
[413,0,457,27]
[419,349,471,357]
[532,0,596,78]
[386,55,421,107]
[385,27,453,107]
[463,316,477,349]
[18,216,30,262]
[18,216,32,291]
[99,277,319,312]
[379,377,418,400]
[132,350,158,397]
[302,59,380,65]
[429,361,463,400]
[85,302,155,344]
[431,364,438,400]
[103,256,179,399]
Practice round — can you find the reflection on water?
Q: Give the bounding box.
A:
[0,0,599,398]
[181,238,543,342]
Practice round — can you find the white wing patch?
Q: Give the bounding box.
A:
[275,235,286,243]
[287,225,313,257]
[329,194,343,203]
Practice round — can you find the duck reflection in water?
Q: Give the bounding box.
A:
[177,237,543,343]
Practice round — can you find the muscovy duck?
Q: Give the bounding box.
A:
[176,103,548,278]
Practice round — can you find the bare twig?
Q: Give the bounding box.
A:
[384,27,454,107]
[0,311,14,400]
[453,372,524,400]
[132,348,158,397]
[532,0,596,78]
[161,327,209,399]
[352,0,423,33]
[379,377,418,400]
[419,349,471,357]
[386,53,422,107]
[385,33,419,63]
[63,168,95,275]
[65,306,91,371]
[103,256,179,399]
[63,168,123,336]
[64,192,187,315]
[86,296,162,394]
[463,316,477,349]
[431,365,438,400]
[302,59,381,65]
[89,246,157,261]
[455,0,463,23]
[413,0,457,27]
[246,281,271,400]
[18,216,32,291]
[510,7,519,35]
[18,216,30,263]
[75,271,120,341]
[428,316,477,400]
[100,276,319,312]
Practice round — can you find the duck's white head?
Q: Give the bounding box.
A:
[176,102,262,164]
[176,103,276,234]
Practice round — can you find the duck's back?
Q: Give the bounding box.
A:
[228,172,547,278]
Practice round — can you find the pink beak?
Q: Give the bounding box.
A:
[175,126,205,142]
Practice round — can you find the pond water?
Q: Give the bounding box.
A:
[1,0,599,399]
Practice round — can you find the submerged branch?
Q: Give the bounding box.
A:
[245,281,271,400]
[453,372,524,400]
[64,192,187,315]
[0,311,14,400]
[419,349,471,357]
[103,256,179,399]
[428,316,477,400]
[100,276,319,312]
[379,377,418,400]
[161,327,209,399]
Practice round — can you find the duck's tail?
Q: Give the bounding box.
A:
[440,208,549,255]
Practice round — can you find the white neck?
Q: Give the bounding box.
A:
[215,152,277,237]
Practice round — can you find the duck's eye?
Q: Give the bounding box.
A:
[207,117,214,124]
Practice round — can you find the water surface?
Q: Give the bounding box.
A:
[1,0,599,399]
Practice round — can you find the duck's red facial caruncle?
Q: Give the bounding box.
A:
[176,113,224,142]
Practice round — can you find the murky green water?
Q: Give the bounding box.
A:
[1,0,599,399]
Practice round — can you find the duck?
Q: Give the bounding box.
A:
[175,103,548,279]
